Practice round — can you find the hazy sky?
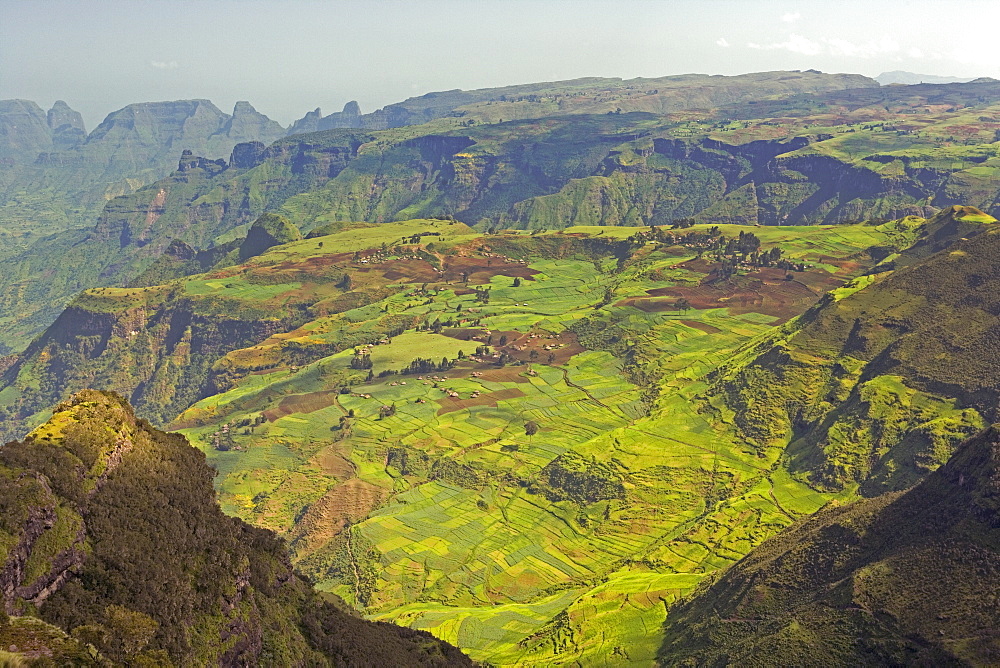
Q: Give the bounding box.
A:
[4,0,1000,128]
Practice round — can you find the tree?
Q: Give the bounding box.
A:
[674,297,691,313]
[524,420,539,436]
[512,277,521,287]
[101,605,159,663]
[350,353,373,370]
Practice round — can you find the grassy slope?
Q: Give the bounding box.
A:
[708,206,1000,496]
[3,211,990,664]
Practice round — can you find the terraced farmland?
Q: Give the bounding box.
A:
[158,216,935,664]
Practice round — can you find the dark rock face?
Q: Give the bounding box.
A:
[239,212,302,261]
[229,140,266,169]
[177,149,227,174]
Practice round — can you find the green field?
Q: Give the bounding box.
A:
[161,218,940,664]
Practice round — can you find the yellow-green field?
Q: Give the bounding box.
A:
[170,219,919,664]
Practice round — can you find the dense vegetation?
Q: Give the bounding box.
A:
[0,390,471,666]
[1,210,958,664]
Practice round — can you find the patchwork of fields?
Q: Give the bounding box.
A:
[167,219,916,664]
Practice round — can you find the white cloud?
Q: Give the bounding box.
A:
[150,60,178,69]
[781,12,802,23]
[825,37,901,58]
[716,37,730,47]
[746,33,944,61]
[748,34,822,56]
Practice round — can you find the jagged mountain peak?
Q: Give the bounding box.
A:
[45,100,85,134]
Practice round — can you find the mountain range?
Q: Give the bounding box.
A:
[2,70,1000,665]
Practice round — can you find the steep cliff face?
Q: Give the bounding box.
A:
[0,282,306,438]
[0,98,287,228]
[45,100,87,151]
[0,130,373,352]
[80,99,285,176]
[0,390,473,666]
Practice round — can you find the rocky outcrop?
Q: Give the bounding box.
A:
[46,101,85,134]
[177,149,227,174]
[229,140,266,169]
[239,212,302,260]
[288,107,323,135]
[46,101,86,150]
[0,478,57,614]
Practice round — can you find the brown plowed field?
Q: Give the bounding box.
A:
[290,478,387,553]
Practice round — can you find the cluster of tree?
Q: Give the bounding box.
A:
[375,356,460,379]
[632,225,806,279]
[350,353,373,369]
[494,351,518,367]
[474,286,492,304]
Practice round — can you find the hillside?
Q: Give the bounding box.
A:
[0,99,286,259]
[658,422,1000,666]
[0,70,872,247]
[289,70,877,130]
[0,72,1000,351]
[0,389,471,666]
[0,211,951,663]
[6,69,1000,664]
[709,205,1000,496]
[5,76,1000,352]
